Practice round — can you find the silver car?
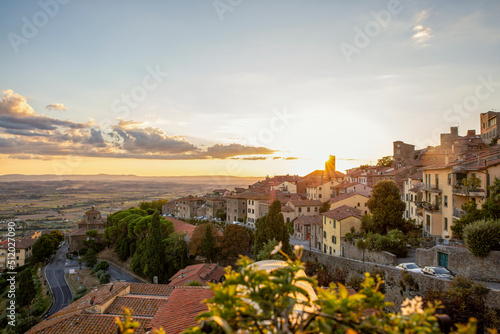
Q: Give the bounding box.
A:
[396,263,422,273]
[421,266,455,280]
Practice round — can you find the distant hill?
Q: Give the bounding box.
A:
[0,174,263,185]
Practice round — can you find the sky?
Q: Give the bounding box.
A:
[0,0,499,177]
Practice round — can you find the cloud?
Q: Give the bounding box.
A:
[46,103,67,111]
[205,143,276,159]
[0,90,278,162]
[0,90,36,117]
[285,157,299,160]
[412,10,433,47]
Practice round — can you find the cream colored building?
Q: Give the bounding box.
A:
[286,200,322,218]
[329,192,370,216]
[306,179,341,201]
[0,235,37,269]
[271,181,297,194]
[322,205,362,256]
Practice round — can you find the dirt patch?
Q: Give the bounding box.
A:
[66,269,100,295]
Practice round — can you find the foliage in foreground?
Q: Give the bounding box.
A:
[115,246,485,334]
[182,246,478,334]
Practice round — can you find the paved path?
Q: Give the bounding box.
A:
[107,263,141,283]
[45,244,72,317]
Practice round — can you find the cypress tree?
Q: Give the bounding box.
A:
[254,200,291,256]
[145,211,165,282]
[202,223,215,261]
[18,269,36,316]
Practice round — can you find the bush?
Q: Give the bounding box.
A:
[95,261,110,272]
[72,287,88,302]
[99,273,111,284]
[463,219,500,257]
[185,280,203,286]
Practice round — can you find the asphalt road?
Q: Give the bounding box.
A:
[107,263,141,283]
[45,244,73,317]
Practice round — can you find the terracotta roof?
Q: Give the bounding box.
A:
[294,215,322,227]
[166,218,196,239]
[281,206,294,213]
[322,205,362,221]
[304,170,346,179]
[168,263,225,286]
[129,283,174,296]
[329,192,369,204]
[29,313,152,334]
[288,199,322,207]
[85,206,101,214]
[105,296,168,316]
[162,202,176,208]
[149,287,213,333]
[176,195,205,202]
[333,182,362,189]
[0,236,36,249]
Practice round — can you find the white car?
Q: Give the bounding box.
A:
[396,263,422,273]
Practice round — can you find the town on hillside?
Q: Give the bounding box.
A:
[3,110,500,333]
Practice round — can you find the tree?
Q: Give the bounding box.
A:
[18,269,36,316]
[376,155,394,167]
[95,260,109,272]
[255,238,284,261]
[254,200,291,257]
[185,280,203,286]
[202,223,216,261]
[366,180,406,234]
[190,223,221,256]
[451,201,482,239]
[31,233,59,263]
[215,209,227,221]
[319,201,330,214]
[164,232,187,278]
[424,276,498,333]
[84,249,97,268]
[463,219,500,257]
[139,199,168,212]
[220,224,251,258]
[144,211,165,282]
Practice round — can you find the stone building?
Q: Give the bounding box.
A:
[67,206,106,252]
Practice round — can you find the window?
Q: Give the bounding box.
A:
[444,218,448,231]
[426,214,431,225]
[411,207,413,214]
[299,208,302,213]
[444,196,448,207]
[315,207,318,212]
[329,246,332,255]
[333,220,336,229]
[324,244,327,253]
[286,217,290,223]
[307,207,311,212]
[323,231,326,238]
[331,236,337,244]
[435,174,439,188]
[448,173,451,185]
[357,202,360,207]
[243,209,245,213]
[319,194,322,199]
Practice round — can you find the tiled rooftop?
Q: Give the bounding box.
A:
[322,205,362,221]
[168,263,225,286]
[105,296,167,316]
[149,287,213,333]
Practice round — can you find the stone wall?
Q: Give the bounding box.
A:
[416,246,500,283]
[302,249,500,312]
[341,240,397,266]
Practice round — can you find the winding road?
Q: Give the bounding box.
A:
[45,244,72,317]
[44,244,141,317]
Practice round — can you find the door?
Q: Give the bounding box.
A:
[438,252,448,268]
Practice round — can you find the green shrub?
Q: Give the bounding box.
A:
[185,280,203,286]
[99,273,111,284]
[72,287,88,302]
[463,219,500,257]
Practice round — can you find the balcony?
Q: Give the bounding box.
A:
[452,208,465,219]
[420,185,442,193]
[452,185,486,197]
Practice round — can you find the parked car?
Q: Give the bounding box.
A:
[396,263,422,273]
[421,266,455,280]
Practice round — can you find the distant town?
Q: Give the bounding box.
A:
[1,111,500,333]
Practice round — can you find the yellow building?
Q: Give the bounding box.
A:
[306,179,340,201]
[329,192,370,216]
[322,205,362,256]
[0,236,37,269]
